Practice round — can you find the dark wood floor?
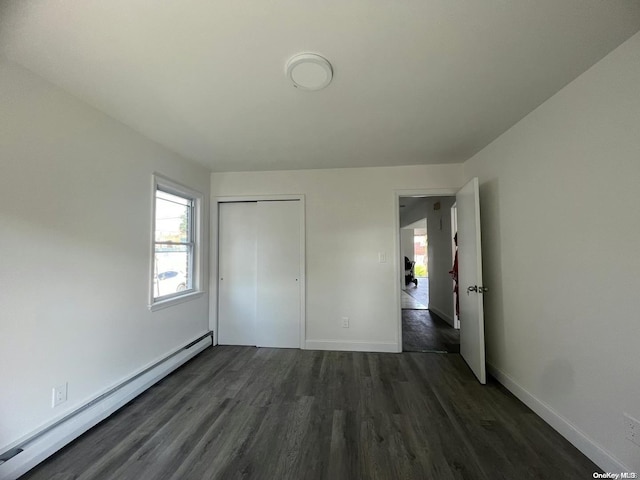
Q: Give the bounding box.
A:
[21,346,599,480]
[403,309,460,353]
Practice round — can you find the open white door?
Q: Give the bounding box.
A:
[456,177,487,384]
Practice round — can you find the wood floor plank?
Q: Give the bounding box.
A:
[21,346,601,480]
[167,401,268,480]
[327,409,349,480]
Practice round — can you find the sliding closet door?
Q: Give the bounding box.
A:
[256,200,301,348]
[256,201,300,348]
[217,202,257,345]
[218,200,301,348]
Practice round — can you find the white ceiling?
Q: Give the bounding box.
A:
[1,1,639,172]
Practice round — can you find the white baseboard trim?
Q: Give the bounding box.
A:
[305,340,399,353]
[0,334,212,480]
[487,363,629,473]
[427,305,454,327]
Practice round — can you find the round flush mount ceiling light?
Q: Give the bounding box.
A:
[285,53,333,91]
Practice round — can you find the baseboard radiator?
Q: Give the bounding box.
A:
[0,333,213,480]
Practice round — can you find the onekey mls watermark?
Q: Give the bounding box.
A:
[593,473,638,479]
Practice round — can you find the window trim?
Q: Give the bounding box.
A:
[149,174,203,311]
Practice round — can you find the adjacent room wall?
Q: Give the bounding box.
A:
[211,165,463,352]
[424,197,456,325]
[463,32,640,471]
[0,60,211,451]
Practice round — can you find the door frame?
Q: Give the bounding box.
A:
[450,202,460,329]
[210,194,306,348]
[394,188,458,352]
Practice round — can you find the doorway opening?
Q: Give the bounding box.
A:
[401,219,427,309]
[399,195,460,353]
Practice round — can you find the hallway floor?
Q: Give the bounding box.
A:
[402,309,460,353]
[401,277,429,309]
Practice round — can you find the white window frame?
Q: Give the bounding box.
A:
[149,174,203,311]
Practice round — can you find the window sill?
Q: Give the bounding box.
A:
[149,291,204,312]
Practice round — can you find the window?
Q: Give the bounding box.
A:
[151,175,202,308]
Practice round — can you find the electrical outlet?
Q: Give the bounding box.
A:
[52,383,68,408]
[342,317,349,328]
[624,413,640,447]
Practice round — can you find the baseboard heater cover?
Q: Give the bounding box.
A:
[0,333,212,480]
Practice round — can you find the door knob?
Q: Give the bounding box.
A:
[467,285,488,295]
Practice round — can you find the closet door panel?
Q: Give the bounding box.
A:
[217,202,257,346]
[256,201,301,348]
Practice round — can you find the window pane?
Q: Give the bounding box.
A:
[157,189,191,206]
[155,192,191,243]
[153,245,192,299]
[151,178,200,305]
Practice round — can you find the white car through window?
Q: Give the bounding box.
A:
[153,270,187,297]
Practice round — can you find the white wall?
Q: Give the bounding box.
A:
[0,61,210,451]
[424,197,456,325]
[464,32,640,471]
[211,165,463,352]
